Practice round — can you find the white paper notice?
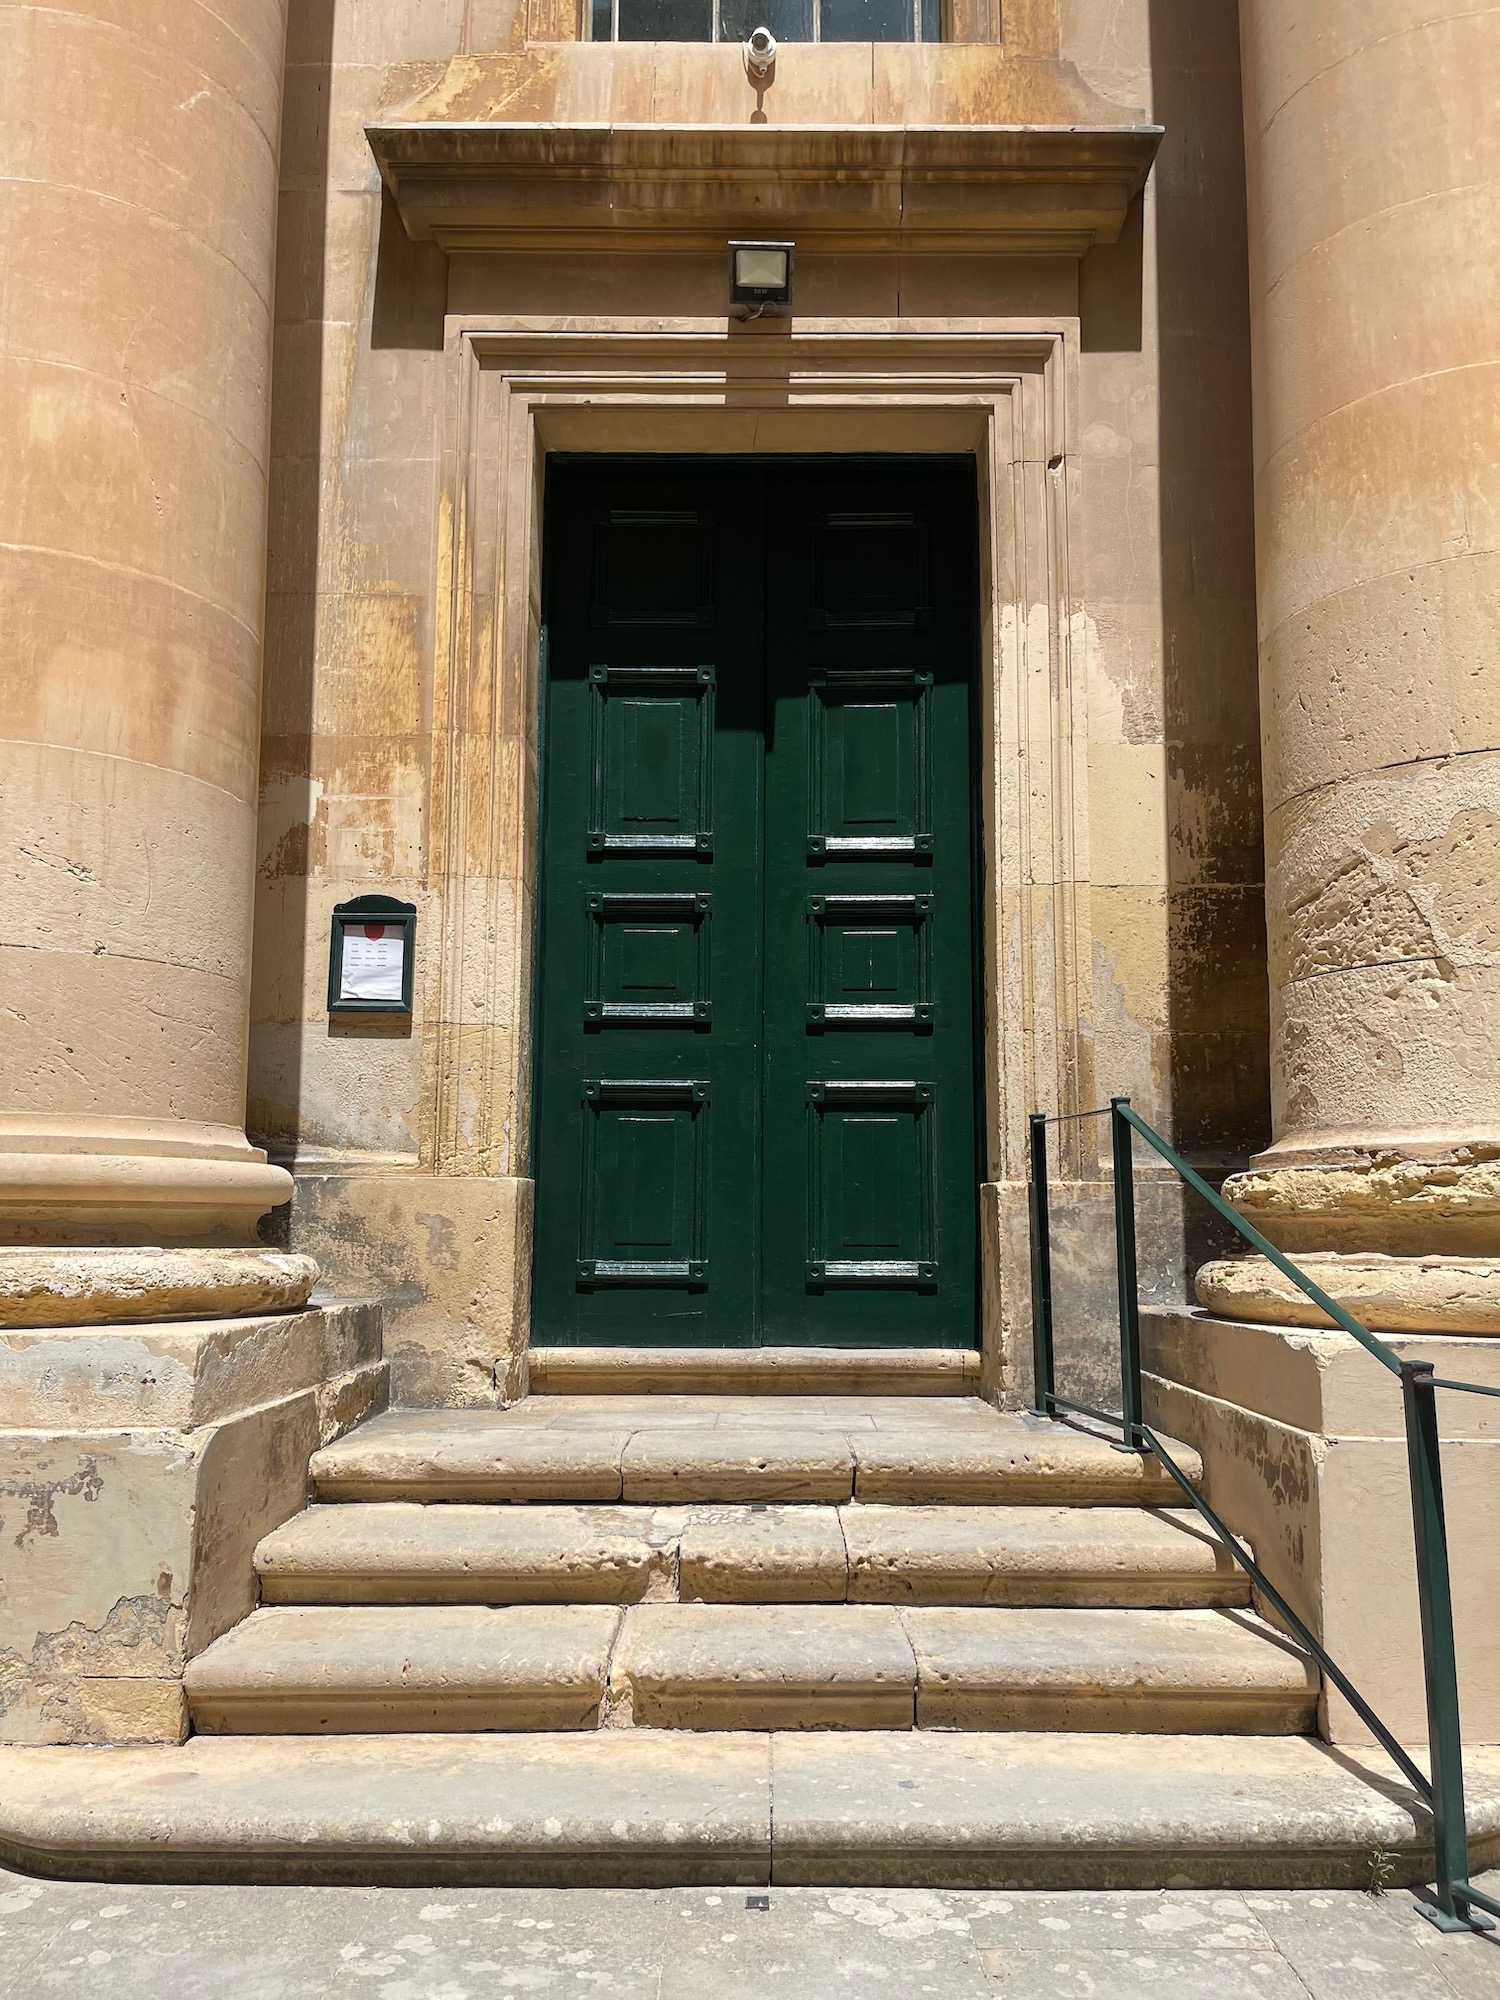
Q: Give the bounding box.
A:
[340,923,405,1002]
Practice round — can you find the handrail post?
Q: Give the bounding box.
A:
[1402,1358,1480,1929]
[1110,1097,1143,1448]
[1027,1113,1056,1416]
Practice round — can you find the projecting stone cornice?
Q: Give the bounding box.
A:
[367,121,1162,257]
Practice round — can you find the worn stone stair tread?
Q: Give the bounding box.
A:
[255,1503,684,1604]
[676,1505,850,1600]
[604,1602,1313,1733]
[254,1500,1247,1609]
[840,1504,1249,1606]
[610,1604,917,1728]
[853,1430,1198,1505]
[4,1733,1497,1889]
[311,1403,1199,1507]
[904,1605,1319,1732]
[310,1415,630,1502]
[184,1605,623,1733]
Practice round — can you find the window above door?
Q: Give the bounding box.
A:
[591,0,942,43]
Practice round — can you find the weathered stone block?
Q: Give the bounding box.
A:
[1144,1305,1500,1742]
[0,1302,384,1745]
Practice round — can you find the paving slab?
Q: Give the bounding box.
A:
[7,1873,1500,2000]
[678,1506,849,1601]
[621,1431,855,1503]
[611,1605,916,1728]
[310,1413,627,1501]
[255,1502,682,1603]
[0,1734,773,1886]
[1248,1888,1500,2000]
[853,1424,1197,1505]
[185,1605,624,1732]
[842,1504,1249,1606]
[976,1943,1312,1998]
[901,1606,1319,1732]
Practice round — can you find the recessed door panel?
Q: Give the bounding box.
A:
[589,666,715,855]
[807,670,932,859]
[534,458,978,1349]
[579,1080,708,1285]
[593,509,712,627]
[586,892,712,1026]
[811,512,931,629]
[807,894,932,1028]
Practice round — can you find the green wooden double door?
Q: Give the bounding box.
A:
[532,457,980,1349]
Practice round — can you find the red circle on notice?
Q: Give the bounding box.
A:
[363,923,385,940]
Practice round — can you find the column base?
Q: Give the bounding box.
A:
[0,1248,318,1328]
[0,1118,292,1247]
[1196,1251,1500,1337]
[1225,1136,1500,1257]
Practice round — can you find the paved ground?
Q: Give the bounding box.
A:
[2,1867,1499,1998]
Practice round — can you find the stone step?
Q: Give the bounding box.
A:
[527,1347,981,1396]
[256,1501,1249,1608]
[7,1732,1496,1889]
[185,1605,623,1734]
[609,1604,1317,1734]
[309,1400,1197,1507]
[185,1602,1312,1736]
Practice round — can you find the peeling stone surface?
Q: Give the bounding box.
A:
[0,1303,384,1747]
[1225,1154,1500,1255]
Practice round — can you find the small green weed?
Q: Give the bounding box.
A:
[1366,1846,1399,1896]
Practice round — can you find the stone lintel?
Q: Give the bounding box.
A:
[368,121,1163,256]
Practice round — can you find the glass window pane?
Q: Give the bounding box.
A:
[918,0,940,36]
[590,0,612,35]
[617,0,713,36]
[718,0,813,40]
[819,0,914,36]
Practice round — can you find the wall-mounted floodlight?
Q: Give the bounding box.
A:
[729,240,794,319]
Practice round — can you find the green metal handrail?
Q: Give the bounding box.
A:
[1027,1096,1500,1935]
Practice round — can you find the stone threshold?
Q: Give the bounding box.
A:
[526,1347,982,1396]
[3,1733,1496,1890]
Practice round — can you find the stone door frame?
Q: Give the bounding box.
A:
[429,316,1093,1384]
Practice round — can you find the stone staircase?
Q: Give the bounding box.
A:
[183,1395,1317,1739]
[9,1390,1498,1888]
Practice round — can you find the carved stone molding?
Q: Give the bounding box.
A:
[371,122,1161,257]
[427,318,1094,1192]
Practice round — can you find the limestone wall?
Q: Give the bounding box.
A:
[248,0,1267,1403]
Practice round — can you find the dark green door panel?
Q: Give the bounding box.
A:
[760,465,979,1346]
[532,458,979,1349]
[531,465,761,1346]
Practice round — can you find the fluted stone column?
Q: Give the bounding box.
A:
[0,0,293,1246]
[1208,0,1500,1321]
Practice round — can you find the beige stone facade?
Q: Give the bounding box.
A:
[233,2,1266,1405]
[2,0,1498,1772]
